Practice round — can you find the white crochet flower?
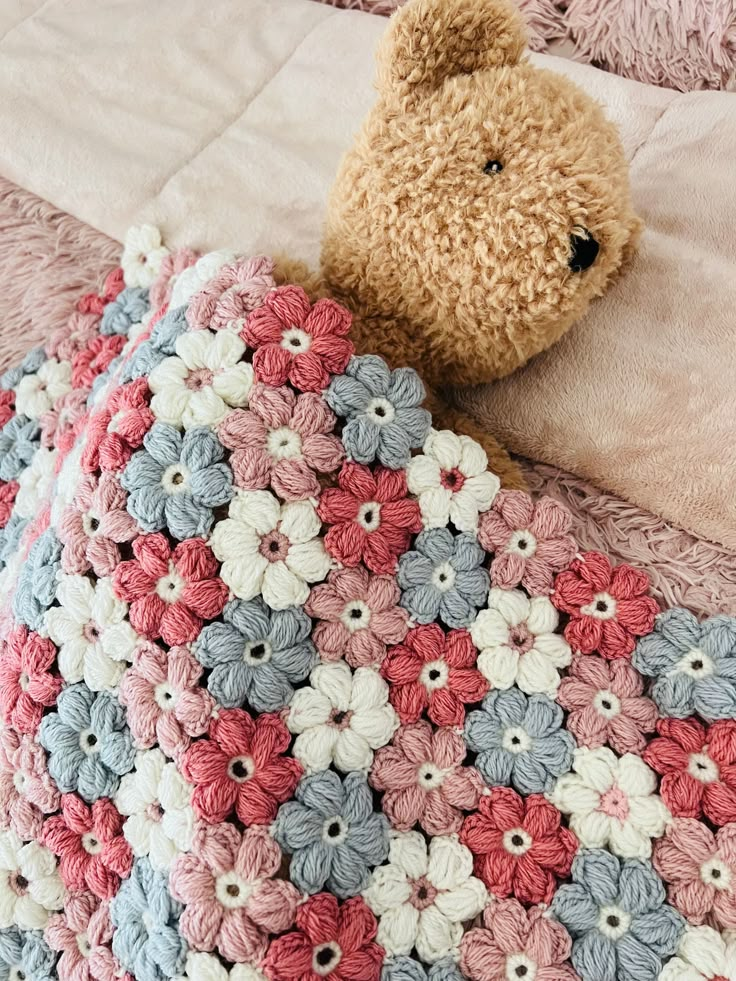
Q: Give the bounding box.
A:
[121,224,170,289]
[211,490,331,611]
[45,575,137,690]
[149,329,253,429]
[170,250,238,310]
[116,749,197,872]
[660,925,736,981]
[406,430,499,533]
[15,446,57,519]
[0,830,65,929]
[14,359,72,419]
[184,952,266,981]
[288,661,399,773]
[551,747,670,860]
[363,831,487,963]
[470,587,571,697]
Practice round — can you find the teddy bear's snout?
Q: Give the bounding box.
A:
[568,230,600,272]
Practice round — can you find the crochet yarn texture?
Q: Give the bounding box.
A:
[0,226,734,981]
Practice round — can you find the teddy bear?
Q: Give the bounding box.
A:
[277,0,641,489]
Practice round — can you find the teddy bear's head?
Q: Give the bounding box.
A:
[322,0,641,388]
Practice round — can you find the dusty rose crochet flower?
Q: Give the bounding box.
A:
[243,284,353,392]
[182,708,302,825]
[149,246,199,310]
[370,721,482,835]
[552,550,659,659]
[0,728,60,840]
[82,378,154,474]
[557,654,658,755]
[0,624,62,734]
[112,533,228,646]
[477,491,576,594]
[48,311,101,363]
[305,565,409,668]
[381,624,488,727]
[40,388,89,455]
[653,818,736,929]
[0,389,15,428]
[45,890,129,981]
[72,334,126,390]
[218,382,343,500]
[319,462,422,575]
[119,642,214,759]
[0,479,18,527]
[42,795,133,899]
[58,472,139,577]
[170,823,299,963]
[461,898,579,981]
[186,254,274,331]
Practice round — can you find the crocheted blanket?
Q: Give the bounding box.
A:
[0,228,734,981]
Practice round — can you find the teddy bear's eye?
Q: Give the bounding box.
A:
[484,160,503,174]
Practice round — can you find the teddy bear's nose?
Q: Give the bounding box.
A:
[568,230,599,272]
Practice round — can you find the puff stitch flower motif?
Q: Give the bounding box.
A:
[0,830,64,929]
[319,462,421,575]
[186,254,274,332]
[121,225,170,289]
[370,721,482,836]
[217,383,343,501]
[660,924,736,981]
[0,730,60,841]
[101,287,149,337]
[121,306,189,384]
[81,378,154,474]
[170,823,299,963]
[470,587,571,697]
[325,354,430,470]
[262,893,383,981]
[44,891,125,981]
[0,415,41,482]
[557,654,658,756]
[287,661,399,774]
[461,787,577,905]
[0,927,56,981]
[243,284,353,392]
[211,490,330,611]
[14,446,56,520]
[183,953,267,981]
[112,533,228,646]
[362,831,487,963]
[460,898,579,981]
[552,550,658,659]
[39,387,88,455]
[14,358,72,419]
[181,708,302,825]
[72,334,125,390]
[13,528,63,634]
[381,624,488,727]
[58,472,139,578]
[0,625,61,734]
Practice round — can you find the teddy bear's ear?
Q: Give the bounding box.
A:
[376,0,527,105]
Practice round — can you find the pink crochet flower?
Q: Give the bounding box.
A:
[42,795,133,900]
[0,389,14,428]
[182,709,302,826]
[477,491,577,595]
[186,255,275,331]
[243,284,354,392]
[0,480,18,527]
[218,382,343,500]
[45,891,129,981]
[119,642,214,758]
[81,378,154,474]
[654,818,736,929]
[112,533,228,646]
[47,310,101,363]
[0,624,62,734]
[305,565,409,668]
[557,654,658,755]
[40,388,89,455]
[72,334,126,390]
[461,898,579,981]
[170,823,299,963]
[0,728,60,840]
[552,550,659,659]
[319,463,422,575]
[381,624,488,727]
[370,721,482,835]
[149,246,199,310]
[58,472,139,577]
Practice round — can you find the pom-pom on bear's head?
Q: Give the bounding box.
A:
[322,0,641,389]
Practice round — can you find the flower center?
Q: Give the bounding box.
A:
[79,728,100,755]
[76,932,92,958]
[146,802,164,823]
[17,672,30,692]
[420,659,449,692]
[440,467,465,492]
[266,426,302,461]
[431,562,457,593]
[83,621,102,644]
[184,367,214,392]
[82,832,103,855]
[82,511,102,537]
[417,761,444,791]
[409,875,437,910]
[322,816,348,846]
[356,501,381,533]
[10,872,28,896]
[505,954,538,981]
[13,772,26,793]
[677,648,715,679]
[365,397,395,427]
[508,623,534,654]
[155,563,186,604]
[598,905,631,941]
[340,600,371,633]
[581,592,617,620]
[329,709,353,731]
[228,755,255,783]
[502,726,531,754]
[507,529,537,558]
[598,785,630,820]
[107,410,125,434]
[593,690,621,719]
[259,529,290,563]
[161,463,191,494]
[688,751,720,784]
[154,681,178,711]
[243,639,273,666]
[281,327,312,354]
[215,871,253,909]
[312,942,342,977]
[503,827,533,856]
[700,856,731,890]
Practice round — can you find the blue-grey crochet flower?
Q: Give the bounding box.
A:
[120,305,188,382]
[632,608,736,721]
[382,957,467,981]
[122,423,233,540]
[464,687,574,795]
[0,514,28,572]
[325,354,431,470]
[0,929,56,981]
[39,683,135,802]
[12,528,62,632]
[0,415,41,481]
[0,347,46,391]
[101,286,150,336]
[397,527,489,629]
[552,848,684,981]
[111,858,187,981]
[274,769,389,899]
[195,596,316,712]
